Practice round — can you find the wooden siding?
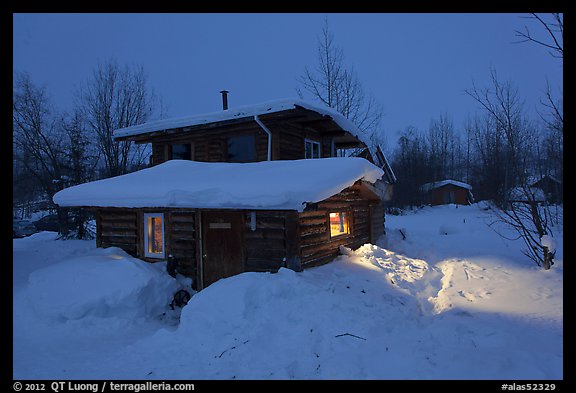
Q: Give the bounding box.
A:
[150,126,270,165]
[97,209,139,256]
[148,117,340,166]
[431,185,470,206]
[167,210,197,278]
[93,185,384,290]
[243,211,290,272]
[96,208,198,280]
[299,185,379,267]
[370,201,386,241]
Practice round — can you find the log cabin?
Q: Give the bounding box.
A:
[54,97,396,290]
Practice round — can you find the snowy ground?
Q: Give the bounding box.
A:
[13,204,563,380]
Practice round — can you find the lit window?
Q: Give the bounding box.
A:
[305,139,321,159]
[228,134,256,162]
[144,213,165,258]
[172,144,192,160]
[329,211,350,237]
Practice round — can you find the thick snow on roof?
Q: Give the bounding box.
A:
[113,98,371,147]
[53,158,384,211]
[420,180,472,192]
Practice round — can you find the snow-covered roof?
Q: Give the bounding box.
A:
[53,158,384,211]
[420,180,472,193]
[113,98,372,147]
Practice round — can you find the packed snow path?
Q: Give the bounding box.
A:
[13,204,562,379]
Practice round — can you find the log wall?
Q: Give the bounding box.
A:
[96,208,198,279]
[97,209,139,256]
[148,119,338,165]
[299,185,378,267]
[243,211,300,272]
[150,126,271,165]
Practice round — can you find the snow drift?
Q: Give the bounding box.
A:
[13,204,563,379]
[24,247,182,321]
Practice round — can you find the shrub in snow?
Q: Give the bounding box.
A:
[25,247,183,321]
[540,234,556,254]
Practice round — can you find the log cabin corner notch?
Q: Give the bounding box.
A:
[53,98,396,290]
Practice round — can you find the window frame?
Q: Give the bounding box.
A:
[171,143,193,160]
[227,133,257,163]
[143,212,166,259]
[327,210,352,239]
[304,138,321,159]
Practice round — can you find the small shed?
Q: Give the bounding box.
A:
[420,180,473,206]
[54,157,387,290]
[530,175,562,204]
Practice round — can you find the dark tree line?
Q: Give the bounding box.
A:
[13,58,159,238]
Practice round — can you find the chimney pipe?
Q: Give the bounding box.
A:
[220,90,229,110]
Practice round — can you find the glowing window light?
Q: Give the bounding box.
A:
[144,213,165,258]
[329,211,350,237]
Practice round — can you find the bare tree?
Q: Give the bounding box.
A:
[427,113,462,181]
[514,13,563,59]
[465,68,535,202]
[13,72,69,233]
[76,58,155,177]
[59,110,100,238]
[297,19,384,152]
[490,186,556,269]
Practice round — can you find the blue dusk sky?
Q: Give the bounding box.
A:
[13,13,563,147]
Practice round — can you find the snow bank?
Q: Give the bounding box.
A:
[53,158,383,211]
[24,247,182,321]
[13,203,563,379]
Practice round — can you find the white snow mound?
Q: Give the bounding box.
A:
[25,247,182,321]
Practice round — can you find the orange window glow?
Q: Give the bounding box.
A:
[144,213,165,258]
[329,212,350,237]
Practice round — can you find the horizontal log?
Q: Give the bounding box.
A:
[101,228,138,237]
[170,221,196,231]
[99,212,137,221]
[245,237,285,250]
[245,218,286,230]
[299,210,326,219]
[300,223,327,236]
[301,249,340,266]
[101,243,137,252]
[171,241,196,251]
[302,254,339,268]
[244,228,285,240]
[101,235,138,245]
[245,258,284,271]
[100,221,137,230]
[300,231,329,246]
[299,216,327,226]
[170,215,196,224]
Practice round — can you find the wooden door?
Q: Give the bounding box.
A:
[201,211,245,288]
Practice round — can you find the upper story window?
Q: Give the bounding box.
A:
[305,139,321,159]
[171,143,192,160]
[228,134,256,162]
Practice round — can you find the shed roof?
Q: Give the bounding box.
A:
[112,98,371,147]
[53,158,384,212]
[420,180,472,193]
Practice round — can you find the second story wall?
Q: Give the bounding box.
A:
[149,120,335,166]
